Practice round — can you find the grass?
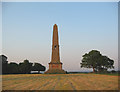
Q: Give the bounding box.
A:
[2,74,119,90]
[95,72,119,76]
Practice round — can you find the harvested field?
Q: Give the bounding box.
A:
[2,74,119,90]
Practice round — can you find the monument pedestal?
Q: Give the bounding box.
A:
[45,62,66,74]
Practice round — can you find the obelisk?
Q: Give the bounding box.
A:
[45,24,66,74]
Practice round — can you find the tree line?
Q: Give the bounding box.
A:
[0,55,46,74]
[1,50,116,74]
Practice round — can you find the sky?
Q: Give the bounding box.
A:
[2,2,118,72]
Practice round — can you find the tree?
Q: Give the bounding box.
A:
[80,50,114,72]
[8,62,19,74]
[0,55,46,74]
[32,63,46,73]
[0,55,9,74]
[19,59,33,74]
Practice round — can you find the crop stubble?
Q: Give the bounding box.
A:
[2,74,119,90]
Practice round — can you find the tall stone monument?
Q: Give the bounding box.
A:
[45,24,66,74]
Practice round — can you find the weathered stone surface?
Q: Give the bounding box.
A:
[45,24,66,74]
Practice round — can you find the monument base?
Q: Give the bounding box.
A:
[44,62,66,74]
[44,69,66,74]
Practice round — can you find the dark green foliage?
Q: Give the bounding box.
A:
[80,50,114,72]
[32,63,46,73]
[8,62,19,74]
[1,55,9,74]
[1,55,46,74]
[19,60,33,74]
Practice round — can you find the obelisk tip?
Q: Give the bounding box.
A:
[54,24,57,26]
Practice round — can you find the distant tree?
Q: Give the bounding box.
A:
[19,59,33,74]
[111,70,116,73]
[0,55,9,74]
[80,50,114,72]
[8,62,19,74]
[32,63,46,73]
[1,54,46,74]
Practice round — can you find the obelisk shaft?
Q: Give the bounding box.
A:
[51,24,60,63]
[44,24,66,74]
[52,24,59,46]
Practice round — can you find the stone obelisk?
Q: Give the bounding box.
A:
[45,24,66,74]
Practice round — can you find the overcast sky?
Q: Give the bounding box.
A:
[2,2,118,71]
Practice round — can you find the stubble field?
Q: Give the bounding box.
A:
[2,74,119,90]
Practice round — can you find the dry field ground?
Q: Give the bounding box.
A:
[2,74,119,90]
